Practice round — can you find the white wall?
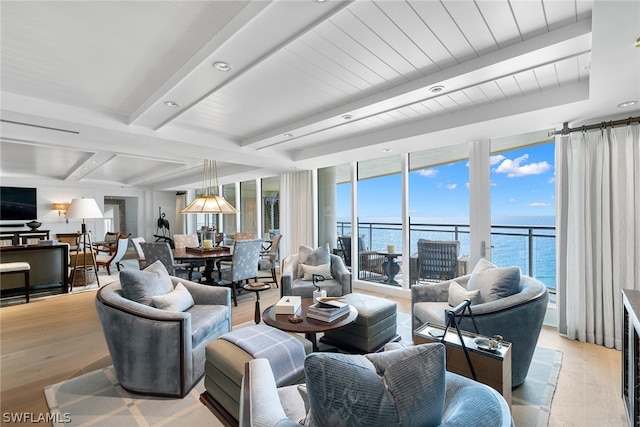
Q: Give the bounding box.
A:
[0,177,175,243]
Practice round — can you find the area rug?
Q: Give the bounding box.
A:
[44,366,222,427]
[511,347,562,427]
[45,313,561,426]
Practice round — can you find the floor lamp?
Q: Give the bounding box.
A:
[66,198,103,288]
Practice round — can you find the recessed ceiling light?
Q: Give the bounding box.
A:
[164,101,180,108]
[213,61,231,72]
[284,133,293,138]
[382,148,392,153]
[429,85,445,94]
[341,114,353,120]
[618,100,638,108]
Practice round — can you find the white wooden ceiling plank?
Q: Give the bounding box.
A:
[276,47,360,97]
[447,91,476,110]
[532,63,560,90]
[287,39,374,92]
[331,8,416,81]
[419,99,446,114]
[302,30,389,88]
[495,75,523,99]
[349,1,431,75]
[510,1,548,40]
[408,0,475,64]
[317,19,403,83]
[461,86,491,106]
[554,57,581,86]
[513,70,541,95]
[475,0,522,49]
[374,1,453,71]
[441,0,499,56]
[543,0,579,31]
[432,95,464,113]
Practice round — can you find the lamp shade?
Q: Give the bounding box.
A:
[181,195,239,214]
[66,198,103,219]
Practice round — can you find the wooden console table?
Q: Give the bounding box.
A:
[0,230,50,246]
[0,244,69,296]
[414,322,512,405]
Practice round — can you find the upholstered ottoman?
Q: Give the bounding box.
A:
[201,324,312,424]
[321,293,399,353]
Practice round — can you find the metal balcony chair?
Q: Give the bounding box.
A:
[411,239,460,284]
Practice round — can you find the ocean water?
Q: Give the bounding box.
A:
[338,215,556,290]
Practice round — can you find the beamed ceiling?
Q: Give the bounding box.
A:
[1,0,638,190]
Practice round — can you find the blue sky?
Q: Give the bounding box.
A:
[338,141,555,221]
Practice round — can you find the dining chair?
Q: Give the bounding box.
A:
[140,242,201,281]
[173,233,206,274]
[130,237,146,269]
[92,231,120,255]
[258,233,281,287]
[217,238,262,306]
[96,235,130,275]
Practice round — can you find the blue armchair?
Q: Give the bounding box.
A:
[240,343,512,427]
[95,273,231,397]
[412,273,548,387]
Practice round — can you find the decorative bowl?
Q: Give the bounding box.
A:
[26,220,42,231]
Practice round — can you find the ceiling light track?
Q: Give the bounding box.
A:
[0,119,79,134]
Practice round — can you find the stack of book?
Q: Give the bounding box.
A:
[307,299,350,322]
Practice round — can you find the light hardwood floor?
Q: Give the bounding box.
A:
[0,283,628,426]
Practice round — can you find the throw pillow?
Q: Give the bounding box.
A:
[467,258,520,303]
[151,282,194,312]
[303,343,445,427]
[297,244,331,278]
[448,280,481,306]
[119,260,174,306]
[300,263,332,281]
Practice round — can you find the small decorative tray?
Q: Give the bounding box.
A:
[473,337,502,352]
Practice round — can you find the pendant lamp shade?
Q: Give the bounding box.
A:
[181,160,239,214]
[181,194,239,214]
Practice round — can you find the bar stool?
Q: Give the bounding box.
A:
[0,262,31,303]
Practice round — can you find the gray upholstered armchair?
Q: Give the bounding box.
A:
[240,344,513,427]
[95,269,231,397]
[412,271,548,387]
[281,244,351,298]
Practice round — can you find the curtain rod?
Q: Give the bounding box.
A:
[552,115,640,136]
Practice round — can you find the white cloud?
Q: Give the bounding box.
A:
[528,202,550,207]
[509,198,517,202]
[494,154,551,177]
[417,168,438,178]
[445,184,457,190]
[490,154,506,165]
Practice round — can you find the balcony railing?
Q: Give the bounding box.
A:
[337,220,556,291]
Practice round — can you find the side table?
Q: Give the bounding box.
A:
[414,322,512,406]
[243,283,271,324]
[376,250,402,284]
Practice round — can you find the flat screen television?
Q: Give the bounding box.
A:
[0,187,38,220]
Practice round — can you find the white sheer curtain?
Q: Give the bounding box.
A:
[279,170,314,260]
[556,123,640,350]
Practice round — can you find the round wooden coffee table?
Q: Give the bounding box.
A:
[262,298,358,351]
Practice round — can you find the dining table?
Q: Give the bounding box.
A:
[173,246,232,284]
